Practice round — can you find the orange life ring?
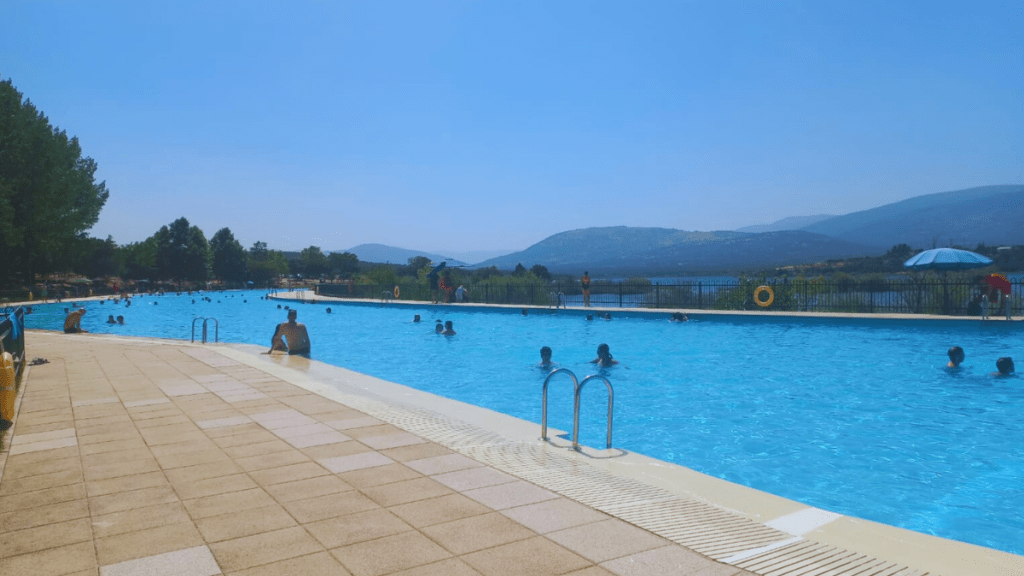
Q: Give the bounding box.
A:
[754,285,774,308]
[393,285,400,299]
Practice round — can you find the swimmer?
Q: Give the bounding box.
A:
[586,314,593,321]
[603,313,612,320]
[326,308,332,314]
[435,320,444,334]
[994,357,1015,377]
[116,315,124,325]
[590,343,619,367]
[413,315,421,322]
[106,315,116,324]
[442,320,456,336]
[268,309,311,356]
[539,346,557,368]
[522,309,528,316]
[63,308,88,334]
[947,346,965,368]
[670,312,688,322]
[277,304,282,309]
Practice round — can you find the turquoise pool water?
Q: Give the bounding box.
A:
[23,291,1024,555]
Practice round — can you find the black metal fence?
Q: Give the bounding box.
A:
[316,277,1022,316]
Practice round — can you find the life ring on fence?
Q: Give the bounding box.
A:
[393,285,400,299]
[754,285,774,308]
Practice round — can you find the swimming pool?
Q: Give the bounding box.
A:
[23,291,1024,555]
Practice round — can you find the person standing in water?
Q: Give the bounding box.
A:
[581,271,591,307]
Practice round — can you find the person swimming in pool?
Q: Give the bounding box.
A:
[947,346,965,368]
[116,315,125,325]
[268,309,311,356]
[539,346,557,369]
[435,320,444,333]
[993,357,1015,377]
[442,320,456,335]
[590,343,618,367]
[106,315,116,324]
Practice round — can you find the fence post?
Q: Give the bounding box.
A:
[655,283,660,308]
[619,283,623,308]
[698,282,703,309]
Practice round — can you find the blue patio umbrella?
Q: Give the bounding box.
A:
[903,248,993,271]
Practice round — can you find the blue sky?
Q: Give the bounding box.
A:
[2,1,1021,260]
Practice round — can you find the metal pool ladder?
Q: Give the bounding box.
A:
[191,317,219,343]
[541,369,614,451]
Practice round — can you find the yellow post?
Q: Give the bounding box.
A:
[28,292,33,301]
[1,352,15,424]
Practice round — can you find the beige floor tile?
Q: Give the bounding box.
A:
[133,414,195,428]
[163,460,243,485]
[99,545,221,576]
[341,424,404,439]
[388,493,491,528]
[0,517,93,559]
[461,536,592,576]
[600,545,741,576]
[307,508,413,548]
[222,438,295,459]
[547,519,669,563]
[79,438,148,455]
[284,431,351,449]
[388,558,483,576]
[0,469,84,496]
[76,430,140,447]
[323,416,382,431]
[248,461,330,487]
[404,454,482,476]
[83,458,160,481]
[224,550,352,576]
[431,467,515,492]
[0,541,96,575]
[84,447,155,465]
[235,449,311,472]
[356,433,426,450]
[183,487,277,520]
[195,415,252,429]
[463,481,559,511]
[9,427,76,444]
[5,446,79,466]
[96,521,205,565]
[89,485,179,516]
[170,472,259,500]
[425,512,537,555]
[91,501,192,538]
[145,430,209,447]
[148,437,221,457]
[271,422,335,438]
[331,531,451,576]
[0,499,90,535]
[336,463,423,489]
[0,483,87,514]
[300,440,372,460]
[563,567,618,576]
[318,452,395,474]
[85,470,169,497]
[210,526,324,572]
[195,503,297,543]
[211,429,279,448]
[500,499,610,534]
[263,474,353,503]
[8,436,79,455]
[362,477,453,507]
[379,442,452,463]
[282,491,380,523]
[155,448,232,470]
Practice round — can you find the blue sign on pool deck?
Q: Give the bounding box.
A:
[23,291,1024,555]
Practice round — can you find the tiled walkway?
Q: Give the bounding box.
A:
[0,332,752,576]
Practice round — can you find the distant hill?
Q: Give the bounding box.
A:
[736,214,835,233]
[341,244,467,267]
[472,226,873,274]
[801,184,1024,248]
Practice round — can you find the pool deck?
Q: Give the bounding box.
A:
[2,330,1021,576]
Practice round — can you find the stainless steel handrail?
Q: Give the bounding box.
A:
[541,368,578,441]
[572,374,614,450]
[191,317,219,343]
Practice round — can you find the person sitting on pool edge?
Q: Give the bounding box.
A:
[442,320,456,335]
[947,346,965,368]
[590,343,618,367]
[539,346,557,368]
[64,308,88,333]
[993,357,1015,377]
[268,309,311,356]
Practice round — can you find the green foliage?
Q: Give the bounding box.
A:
[299,246,328,277]
[364,265,398,287]
[210,228,247,283]
[154,217,209,282]
[74,235,120,279]
[328,252,359,278]
[118,238,157,280]
[0,78,109,285]
[247,240,289,285]
[513,263,527,276]
[530,264,551,280]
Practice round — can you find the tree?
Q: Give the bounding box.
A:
[75,235,120,279]
[210,228,247,284]
[299,246,328,277]
[530,264,551,281]
[154,217,209,282]
[0,78,109,285]
[513,263,527,276]
[328,252,359,278]
[119,238,157,280]
[247,240,288,285]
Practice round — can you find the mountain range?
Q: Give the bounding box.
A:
[344,184,1024,274]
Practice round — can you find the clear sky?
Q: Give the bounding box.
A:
[2,1,1021,259]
